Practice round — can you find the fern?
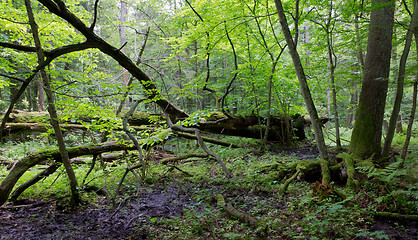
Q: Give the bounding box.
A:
[356,161,406,183]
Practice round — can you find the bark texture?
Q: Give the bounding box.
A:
[350,0,394,159]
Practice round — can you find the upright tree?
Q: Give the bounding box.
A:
[274,0,330,183]
[24,0,81,206]
[349,0,395,159]
[382,1,417,156]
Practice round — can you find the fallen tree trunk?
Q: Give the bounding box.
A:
[2,110,306,143]
[0,141,136,206]
[2,122,239,148]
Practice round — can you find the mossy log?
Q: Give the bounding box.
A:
[260,159,322,181]
[215,194,268,233]
[2,110,306,143]
[2,122,239,148]
[0,141,136,206]
[375,212,418,221]
[259,159,344,185]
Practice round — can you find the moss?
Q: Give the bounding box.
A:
[206,111,226,121]
[350,110,381,158]
[5,111,49,123]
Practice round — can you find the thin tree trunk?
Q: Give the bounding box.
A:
[324,2,341,149]
[116,27,150,115]
[274,0,329,183]
[382,5,417,156]
[347,15,364,127]
[401,74,417,160]
[402,6,418,160]
[24,0,81,206]
[119,0,129,108]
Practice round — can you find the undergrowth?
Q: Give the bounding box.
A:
[0,129,417,239]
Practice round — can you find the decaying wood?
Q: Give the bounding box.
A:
[165,114,232,178]
[215,194,268,233]
[375,212,418,221]
[0,141,136,206]
[2,122,240,149]
[160,153,209,165]
[2,110,305,143]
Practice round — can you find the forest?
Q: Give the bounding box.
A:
[0,0,417,239]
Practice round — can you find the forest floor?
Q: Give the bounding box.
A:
[0,144,417,239]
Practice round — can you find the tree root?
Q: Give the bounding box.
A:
[175,131,239,148]
[165,165,193,177]
[337,153,359,190]
[280,169,301,195]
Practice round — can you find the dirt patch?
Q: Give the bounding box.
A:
[0,182,201,240]
[271,143,321,160]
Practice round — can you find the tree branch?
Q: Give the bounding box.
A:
[90,0,100,30]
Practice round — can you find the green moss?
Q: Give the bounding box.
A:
[206,111,226,121]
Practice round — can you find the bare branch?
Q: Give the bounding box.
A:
[0,73,26,83]
[90,0,100,30]
[0,42,38,53]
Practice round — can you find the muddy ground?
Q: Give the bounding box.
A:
[0,145,417,239]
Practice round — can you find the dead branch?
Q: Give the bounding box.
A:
[160,153,209,165]
[215,194,268,233]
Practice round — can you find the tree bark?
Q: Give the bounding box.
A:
[349,0,394,159]
[24,0,81,206]
[274,0,329,183]
[382,3,417,156]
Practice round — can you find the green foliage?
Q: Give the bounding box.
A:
[356,161,418,214]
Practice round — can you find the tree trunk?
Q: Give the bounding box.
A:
[325,2,341,149]
[349,0,394,159]
[119,0,130,108]
[274,0,329,183]
[401,11,418,160]
[24,0,81,206]
[382,5,417,156]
